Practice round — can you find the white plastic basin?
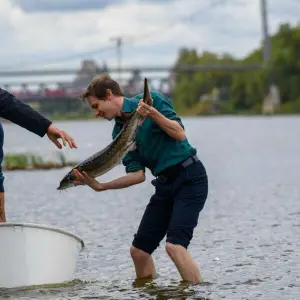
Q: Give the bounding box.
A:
[0,222,85,288]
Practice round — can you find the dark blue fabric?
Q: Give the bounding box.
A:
[0,87,52,137]
[132,160,208,254]
[0,122,4,192]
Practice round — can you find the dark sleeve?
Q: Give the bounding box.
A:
[112,119,145,174]
[0,88,52,137]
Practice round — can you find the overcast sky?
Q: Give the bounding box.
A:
[0,0,299,84]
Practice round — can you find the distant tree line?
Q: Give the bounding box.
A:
[172,22,300,115]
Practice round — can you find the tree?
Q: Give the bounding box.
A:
[172,22,300,114]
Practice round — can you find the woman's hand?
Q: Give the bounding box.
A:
[73,169,106,192]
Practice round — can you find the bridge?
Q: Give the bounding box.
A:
[1,76,174,103]
[1,61,263,101]
[0,63,263,77]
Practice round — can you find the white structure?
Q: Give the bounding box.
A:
[0,223,84,288]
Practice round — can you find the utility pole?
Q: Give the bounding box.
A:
[260,0,271,66]
[110,36,122,82]
[260,0,274,87]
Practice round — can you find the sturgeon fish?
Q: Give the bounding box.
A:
[57,78,152,190]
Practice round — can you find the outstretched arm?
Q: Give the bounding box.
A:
[73,169,145,191]
[73,143,146,192]
[0,88,77,148]
[0,87,52,137]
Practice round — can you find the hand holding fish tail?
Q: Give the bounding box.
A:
[137,100,156,118]
[73,169,106,192]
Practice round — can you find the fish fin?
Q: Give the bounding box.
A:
[143,78,152,106]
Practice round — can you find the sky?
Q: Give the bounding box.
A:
[0,0,299,87]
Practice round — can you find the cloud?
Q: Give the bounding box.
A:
[0,0,299,79]
[10,0,175,12]
[10,0,116,12]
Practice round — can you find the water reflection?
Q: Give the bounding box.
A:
[132,278,213,300]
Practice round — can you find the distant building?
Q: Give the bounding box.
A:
[72,59,108,89]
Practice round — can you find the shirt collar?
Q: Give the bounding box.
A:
[121,97,134,113]
[115,97,137,121]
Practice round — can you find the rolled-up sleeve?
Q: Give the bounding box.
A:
[122,150,145,173]
[157,94,184,129]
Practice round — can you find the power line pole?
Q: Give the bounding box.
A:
[110,36,122,82]
[261,0,273,91]
[260,0,274,88]
[260,0,271,65]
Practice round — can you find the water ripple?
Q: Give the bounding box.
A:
[2,117,300,299]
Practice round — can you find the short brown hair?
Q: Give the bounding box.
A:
[80,73,124,101]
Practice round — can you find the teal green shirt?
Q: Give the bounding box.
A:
[112,91,197,176]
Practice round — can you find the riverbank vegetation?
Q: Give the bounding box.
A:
[3,152,77,171]
[172,22,300,115]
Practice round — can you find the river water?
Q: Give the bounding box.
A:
[0,116,299,299]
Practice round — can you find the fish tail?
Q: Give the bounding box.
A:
[143,78,152,106]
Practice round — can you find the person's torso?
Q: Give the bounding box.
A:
[113,92,197,176]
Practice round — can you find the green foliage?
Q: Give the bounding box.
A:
[172,22,300,115]
[278,98,300,114]
[173,49,236,111]
[3,152,78,171]
[4,154,29,170]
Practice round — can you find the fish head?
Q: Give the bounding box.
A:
[57,169,77,190]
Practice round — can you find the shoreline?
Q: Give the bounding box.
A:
[3,152,77,172]
[49,112,300,121]
[49,109,300,121]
